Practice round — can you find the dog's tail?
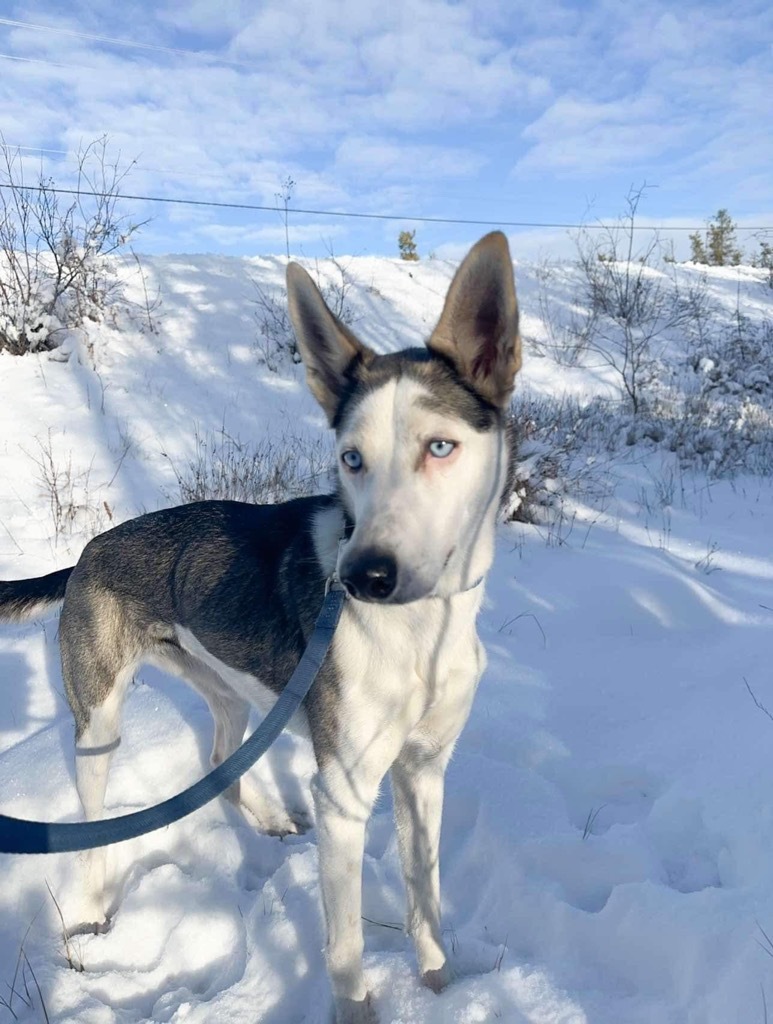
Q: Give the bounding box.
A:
[0,567,74,622]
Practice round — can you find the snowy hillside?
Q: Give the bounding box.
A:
[1,249,773,1024]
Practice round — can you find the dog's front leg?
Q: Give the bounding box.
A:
[390,661,482,994]
[390,737,454,993]
[313,760,379,1024]
[313,723,406,1024]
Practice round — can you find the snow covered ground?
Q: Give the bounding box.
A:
[1,249,773,1023]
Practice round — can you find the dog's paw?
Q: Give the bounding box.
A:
[240,785,311,837]
[262,805,312,838]
[333,994,378,1024]
[285,805,313,834]
[67,915,112,938]
[421,961,453,994]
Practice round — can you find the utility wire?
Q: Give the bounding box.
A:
[0,50,76,70]
[7,144,70,157]
[1,183,771,232]
[8,144,773,227]
[5,143,287,190]
[0,16,254,69]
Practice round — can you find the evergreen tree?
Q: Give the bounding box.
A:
[688,231,708,264]
[707,209,742,266]
[688,210,743,266]
[753,240,773,288]
[398,230,419,261]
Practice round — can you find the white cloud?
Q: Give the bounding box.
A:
[516,95,685,176]
[334,136,484,183]
[510,1,772,207]
[193,220,345,248]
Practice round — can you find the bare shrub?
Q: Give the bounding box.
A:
[506,305,773,530]
[677,272,716,353]
[0,918,50,1022]
[253,283,297,370]
[572,186,698,414]
[26,431,110,544]
[505,389,620,526]
[46,881,84,973]
[125,248,163,335]
[0,135,144,355]
[528,260,593,367]
[166,426,333,505]
[316,252,358,325]
[505,210,772,528]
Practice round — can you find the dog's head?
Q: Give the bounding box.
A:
[287,232,521,604]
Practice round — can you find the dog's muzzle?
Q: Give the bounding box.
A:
[339,548,398,602]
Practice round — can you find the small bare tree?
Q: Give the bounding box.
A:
[573,186,695,414]
[275,175,295,259]
[0,135,144,355]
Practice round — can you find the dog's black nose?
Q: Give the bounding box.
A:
[340,550,398,602]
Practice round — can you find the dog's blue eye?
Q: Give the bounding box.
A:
[428,440,456,459]
[341,449,363,471]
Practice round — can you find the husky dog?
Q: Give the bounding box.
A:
[0,232,520,1024]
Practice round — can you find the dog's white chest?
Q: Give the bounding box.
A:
[333,589,484,717]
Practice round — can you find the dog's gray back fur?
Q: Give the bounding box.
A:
[57,496,343,747]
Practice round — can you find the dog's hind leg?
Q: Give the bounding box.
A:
[208,692,307,836]
[60,588,138,935]
[69,667,133,934]
[153,641,309,837]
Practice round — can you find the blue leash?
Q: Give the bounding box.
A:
[0,584,346,855]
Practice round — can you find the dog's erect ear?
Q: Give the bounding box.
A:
[427,231,521,408]
[286,263,373,423]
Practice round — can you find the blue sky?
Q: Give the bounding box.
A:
[1,0,771,261]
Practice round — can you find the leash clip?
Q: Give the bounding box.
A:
[325,534,350,597]
[325,572,347,597]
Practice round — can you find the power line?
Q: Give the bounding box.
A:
[0,182,770,232]
[8,143,773,226]
[0,50,76,70]
[0,16,253,69]
[4,143,284,190]
[6,145,70,157]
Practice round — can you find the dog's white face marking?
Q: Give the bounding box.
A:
[287,231,520,611]
[335,377,506,603]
